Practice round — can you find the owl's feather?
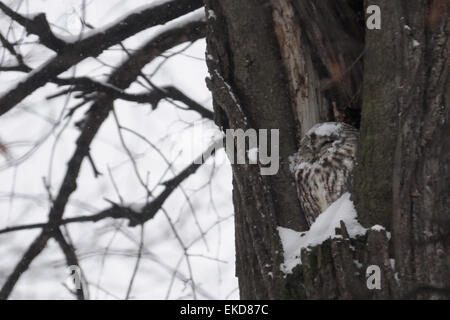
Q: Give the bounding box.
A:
[291,122,359,226]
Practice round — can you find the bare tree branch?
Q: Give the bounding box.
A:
[0,0,204,116]
[53,228,85,300]
[53,77,214,120]
[0,2,66,51]
[0,14,206,299]
[129,140,222,226]
[0,230,49,299]
[0,140,221,235]
[0,32,27,67]
[0,65,31,72]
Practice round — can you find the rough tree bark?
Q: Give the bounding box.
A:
[204,0,449,299]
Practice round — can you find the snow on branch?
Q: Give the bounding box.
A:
[278,193,368,274]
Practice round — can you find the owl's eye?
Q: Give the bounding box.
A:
[318,139,333,150]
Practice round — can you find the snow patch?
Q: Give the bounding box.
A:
[412,40,420,48]
[371,225,385,232]
[389,258,396,270]
[353,259,363,269]
[207,9,217,20]
[371,224,391,240]
[394,272,400,284]
[278,193,366,274]
[307,122,342,137]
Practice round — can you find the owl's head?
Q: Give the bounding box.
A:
[298,122,358,163]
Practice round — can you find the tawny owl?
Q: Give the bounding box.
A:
[291,122,359,226]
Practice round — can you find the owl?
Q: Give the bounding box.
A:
[291,122,359,226]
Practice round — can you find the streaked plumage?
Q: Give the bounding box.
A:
[291,122,359,226]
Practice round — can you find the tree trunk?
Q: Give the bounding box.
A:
[204,0,449,299]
